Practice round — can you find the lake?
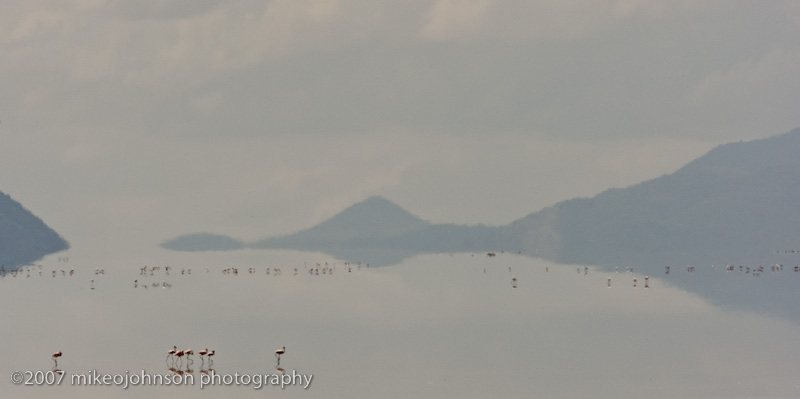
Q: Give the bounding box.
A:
[2,240,799,398]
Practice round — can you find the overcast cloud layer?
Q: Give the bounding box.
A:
[2,0,799,245]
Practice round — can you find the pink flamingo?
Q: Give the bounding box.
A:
[175,350,185,367]
[167,346,177,365]
[275,346,285,363]
[207,350,215,366]
[185,349,194,365]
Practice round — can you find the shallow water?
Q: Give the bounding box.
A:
[2,243,800,398]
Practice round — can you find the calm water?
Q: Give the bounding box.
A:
[2,241,800,399]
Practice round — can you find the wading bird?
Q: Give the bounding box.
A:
[175,350,185,366]
[52,351,62,367]
[185,349,194,365]
[275,346,285,362]
[207,350,215,365]
[167,346,177,365]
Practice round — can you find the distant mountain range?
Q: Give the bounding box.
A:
[161,196,504,265]
[501,127,800,267]
[163,127,800,270]
[0,191,68,269]
[250,197,504,261]
[162,128,800,321]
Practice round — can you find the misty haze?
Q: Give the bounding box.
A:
[2,1,800,398]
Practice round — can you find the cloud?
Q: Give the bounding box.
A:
[3,0,354,86]
[419,0,705,42]
[3,0,797,142]
[684,46,800,136]
[106,0,225,21]
[421,0,492,40]
[686,46,800,106]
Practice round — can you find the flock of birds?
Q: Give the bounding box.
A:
[47,346,287,375]
[3,251,799,293]
[20,250,800,378]
[551,262,796,288]
[0,258,373,291]
[130,261,371,291]
[166,346,215,369]
[0,257,106,290]
[478,252,800,289]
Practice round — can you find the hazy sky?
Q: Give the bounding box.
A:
[2,0,799,247]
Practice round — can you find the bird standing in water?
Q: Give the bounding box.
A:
[167,346,177,365]
[207,350,215,366]
[275,346,286,364]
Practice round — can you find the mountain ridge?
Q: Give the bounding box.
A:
[163,127,800,269]
[254,196,431,249]
[0,190,69,269]
[504,127,800,267]
[159,126,800,320]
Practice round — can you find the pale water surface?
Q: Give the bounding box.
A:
[2,240,799,399]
